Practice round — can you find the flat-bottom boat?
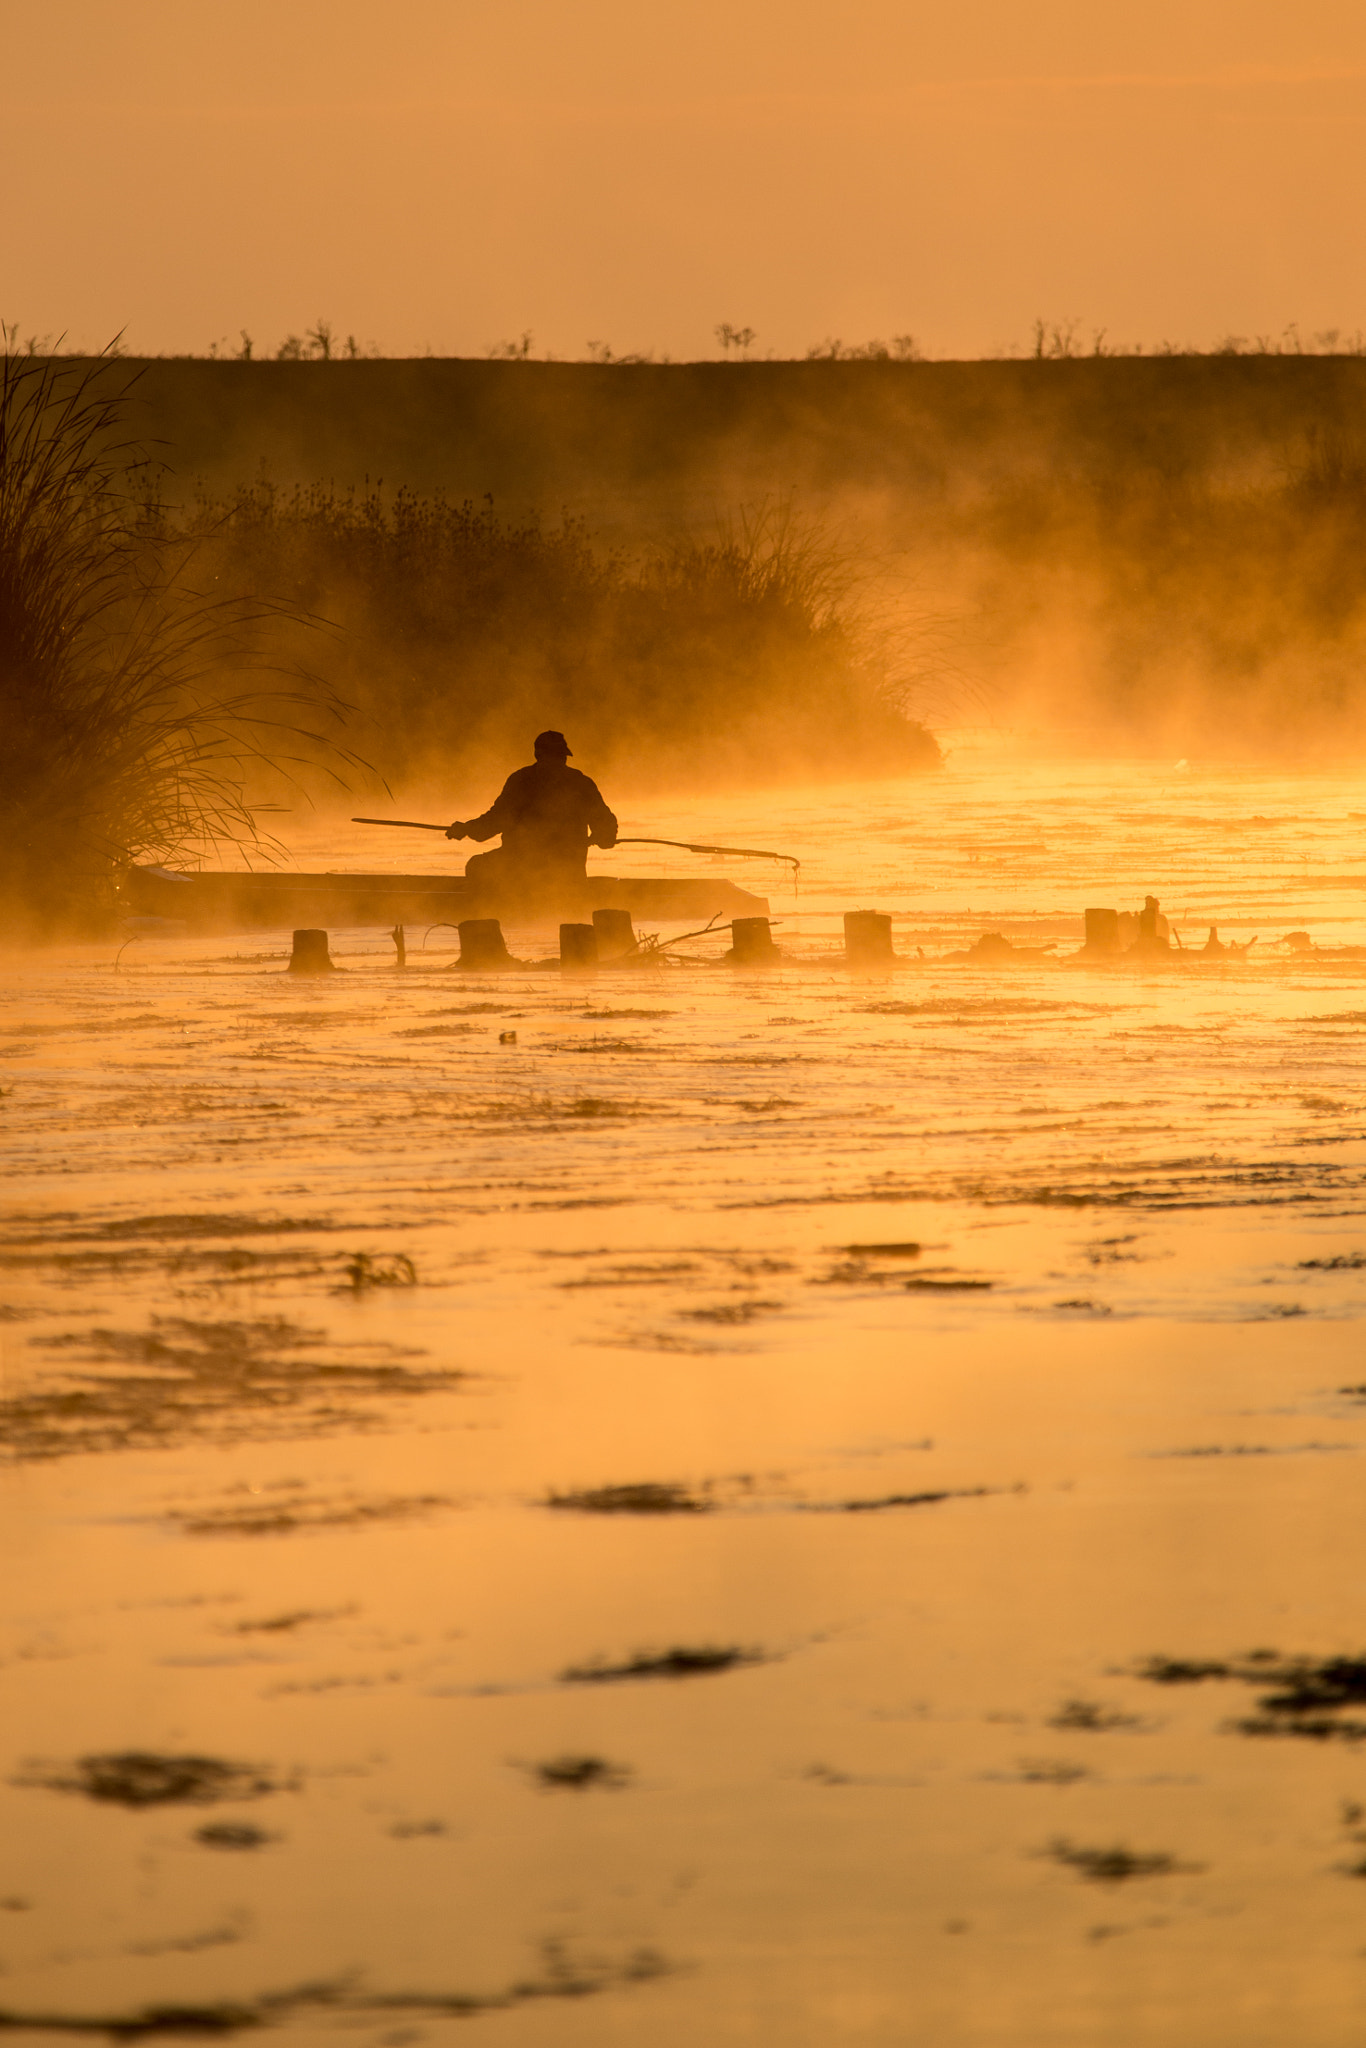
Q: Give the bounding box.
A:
[118,866,770,932]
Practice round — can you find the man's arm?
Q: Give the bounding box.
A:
[585,781,618,851]
[447,776,519,842]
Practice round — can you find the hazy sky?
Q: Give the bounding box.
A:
[6,0,1366,359]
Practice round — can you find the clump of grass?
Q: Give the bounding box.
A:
[804,1485,994,1514]
[529,1754,631,1789]
[1133,1648,1366,1742]
[546,1482,711,1514]
[343,1251,416,1291]
[16,1752,283,1808]
[1041,1838,1197,1884]
[194,1823,275,1851]
[187,486,939,791]
[1048,1698,1146,1733]
[3,1314,461,1461]
[562,1645,764,1684]
[0,346,359,934]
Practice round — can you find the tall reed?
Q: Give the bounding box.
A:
[0,350,359,932]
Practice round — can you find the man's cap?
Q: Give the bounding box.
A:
[534,730,572,756]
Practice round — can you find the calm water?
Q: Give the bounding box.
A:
[4,742,1366,2045]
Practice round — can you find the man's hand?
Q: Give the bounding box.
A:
[445,821,468,841]
[589,829,618,851]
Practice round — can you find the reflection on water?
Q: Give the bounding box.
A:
[4,745,1366,2044]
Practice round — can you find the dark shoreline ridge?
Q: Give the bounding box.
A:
[84,355,1366,512]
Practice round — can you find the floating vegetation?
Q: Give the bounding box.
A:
[679,1298,784,1324]
[0,1998,269,2038]
[16,1752,285,1809]
[545,1483,712,1515]
[802,1486,995,1515]
[194,1823,274,1851]
[1134,1650,1366,1742]
[2,1213,337,1248]
[1013,1758,1090,1785]
[1299,1252,1366,1270]
[342,1251,417,1291]
[0,1940,672,2037]
[562,1645,764,1684]
[557,1261,702,1290]
[229,1606,355,1634]
[175,1488,454,1538]
[3,1315,461,1461]
[529,1754,631,1790]
[1047,1699,1146,1733]
[840,1241,921,1257]
[1041,1838,1196,1884]
[904,1276,993,1292]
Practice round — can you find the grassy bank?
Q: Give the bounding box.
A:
[184,484,939,794]
[99,354,1366,756]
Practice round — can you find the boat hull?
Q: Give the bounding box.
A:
[118,867,770,931]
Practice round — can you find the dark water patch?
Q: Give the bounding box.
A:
[175,1488,455,1538]
[546,1483,711,1514]
[563,1645,765,1684]
[1040,1838,1197,1884]
[389,1819,447,1838]
[528,1754,631,1789]
[1300,1251,1366,1270]
[4,1316,461,1461]
[580,1009,674,1020]
[194,1824,274,1851]
[15,1753,286,1809]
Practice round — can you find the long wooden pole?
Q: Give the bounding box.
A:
[352,818,799,871]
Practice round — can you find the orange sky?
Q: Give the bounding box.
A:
[6,0,1366,359]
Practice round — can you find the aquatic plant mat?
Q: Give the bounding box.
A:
[7,756,1366,2044]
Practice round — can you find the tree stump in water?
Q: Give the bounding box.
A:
[560,923,599,971]
[288,929,335,974]
[457,919,512,970]
[592,907,636,959]
[728,917,778,965]
[1083,908,1121,955]
[844,910,894,968]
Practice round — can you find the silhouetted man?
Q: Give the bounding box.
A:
[446,731,617,900]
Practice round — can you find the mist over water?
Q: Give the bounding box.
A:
[5,737,1366,2042]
